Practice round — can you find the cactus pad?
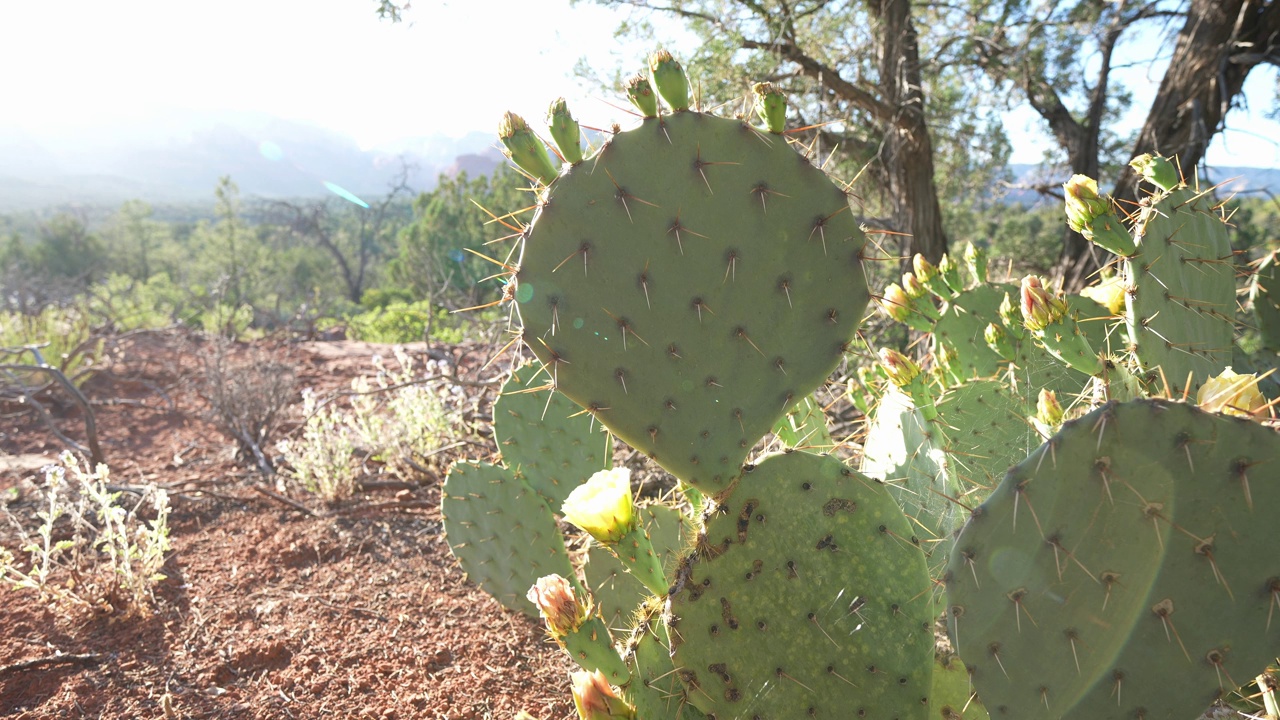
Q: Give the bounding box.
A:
[586,503,690,629]
[514,112,870,493]
[946,399,1280,719]
[441,461,575,615]
[667,451,933,719]
[493,364,611,509]
[1125,188,1234,391]
[1250,250,1280,353]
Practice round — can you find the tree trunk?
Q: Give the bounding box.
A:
[1113,0,1280,209]
[872,0,949,263]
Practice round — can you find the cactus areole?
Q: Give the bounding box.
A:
[513,112,870,493]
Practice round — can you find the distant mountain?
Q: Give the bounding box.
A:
[1001,163,1280,206]
[0,116,508,212]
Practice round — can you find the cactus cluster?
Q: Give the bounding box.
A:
[438,49,1277,720]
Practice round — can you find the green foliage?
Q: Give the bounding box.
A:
[0,303,103,386]
[389,168,527,306]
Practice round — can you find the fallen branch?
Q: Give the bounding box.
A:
[0,652,101,678]
[252,485,319,517]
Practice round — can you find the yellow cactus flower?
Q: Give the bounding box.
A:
[1081,275,1127,315]
[1197,368,1266,417]
[562,468,635,545]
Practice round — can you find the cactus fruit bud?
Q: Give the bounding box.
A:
[625,74,659,117]
[547,98,584,165]
[937,253,963,294]
[527,574,587,636]
[1035,389,1065,427]
[571,670,636,720]
[1129,153,1181,192]
[878,348,921,388]
[562,468,635,545]
[499,111,559,185]
[1063,175,1136,256]
[998,292,1026,339]
[1197,367,1266,417]
[984,322,1014,360]
[649,49,690,112]
[1019,276,1068,332]
[752,82,787,133]
[963,241,988,284]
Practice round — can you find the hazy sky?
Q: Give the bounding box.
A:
[1,0,1277,167]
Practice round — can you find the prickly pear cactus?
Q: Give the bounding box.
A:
[512,109,870,494]
[1124,188,1236,390]
[946,399,1280,719]
[441,461,575,615]
[863,379,1037,576]
[493,364,611,509]
[585,503,689,628]
[1250,250,1280,353]
[666,451,934,720]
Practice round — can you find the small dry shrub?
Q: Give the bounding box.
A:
[199,338,296,468]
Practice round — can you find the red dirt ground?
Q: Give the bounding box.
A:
[0,330,577,719]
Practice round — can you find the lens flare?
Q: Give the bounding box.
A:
[323,181,370,208]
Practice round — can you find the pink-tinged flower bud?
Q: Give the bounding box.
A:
[912,254,937,282]
[1020,276,1068,332]
[1129,153,1180,192]
[1197,367,1266,417]
[878,348,921,388]
[881,284,912,322]
[1036,389,1065,427]
[571,670,636,720]
[562,468,635,545]
[526,574,586,636]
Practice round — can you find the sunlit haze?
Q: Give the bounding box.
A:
[1,0,1276,167]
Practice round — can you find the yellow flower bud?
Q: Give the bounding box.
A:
[1020,276,1068,332]
[1197,368,1266,417]
[562,468,635,545]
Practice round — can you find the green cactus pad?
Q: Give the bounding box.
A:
[772,393,835,450]
[667,451,933,720]
[1126,188,1234,391]
[862,380,1038,578]
[623,604,708,720]
[515,112,869,493]
[586,503,690,629]
[931,656,989,720]
[441,460,575,616]
[946,400,1280,720]
[1250,250,1280,353]
[493,364,611,509]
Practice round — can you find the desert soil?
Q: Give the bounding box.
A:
[0,330,578,719]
